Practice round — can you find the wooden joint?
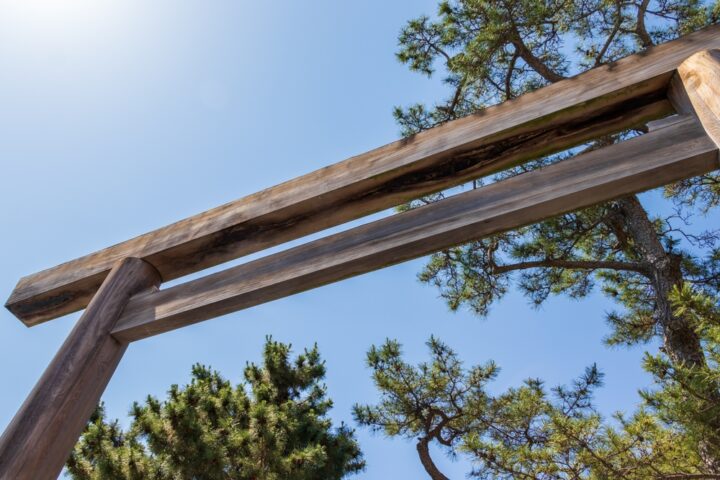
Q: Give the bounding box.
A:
[669,49,720,158]
[0,257,161,480]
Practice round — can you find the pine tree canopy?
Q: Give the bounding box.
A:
[353,0,720,477]
[66,338,364,480]
[354,337,706,479]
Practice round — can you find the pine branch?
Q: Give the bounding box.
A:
[506,17,565,83]
[636,0,654,48]
[594,0,623,66]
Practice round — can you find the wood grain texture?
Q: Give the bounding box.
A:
[0,258,160,480]
[111,116,718,342]
[11,24,720,326]
[672,49,720,149]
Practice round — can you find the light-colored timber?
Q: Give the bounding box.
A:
[0,258,160,480]
[10,23,720,326]
[111,116,718,342]
[671,49,720,149]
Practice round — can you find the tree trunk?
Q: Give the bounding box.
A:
[616,195,720,472]
[615,195,706,367]
[416,437,450,480]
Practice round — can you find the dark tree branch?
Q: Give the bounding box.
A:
[504,15,565,83]
[595,0,623,66]
[511,38,565,82]
[505,50,520,99]
[636,0,654,48]
[416,437,450,480]
[438,76,467,121]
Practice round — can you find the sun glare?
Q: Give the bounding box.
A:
[0,0,129,42]
[12,0,107,21]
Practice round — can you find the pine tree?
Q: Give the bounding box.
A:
[66,338,364,480]
[392,0,720,470]
[354,337,708,479]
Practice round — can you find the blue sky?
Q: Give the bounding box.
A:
[0,1,683,478]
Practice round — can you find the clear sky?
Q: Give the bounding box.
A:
[0,1,676,478]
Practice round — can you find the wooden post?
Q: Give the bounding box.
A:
[670,49,720,149]
[0,258,160,480]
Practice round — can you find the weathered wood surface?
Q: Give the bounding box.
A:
[11,24,720,327]
[0,258,160,480]
[672,49,720,148]
[111,116,718,342]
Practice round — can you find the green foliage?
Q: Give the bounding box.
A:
[67,338,364,480]
[355,338,706,479]
[396,0,720,363]
[642,284,720,468]
[392,0,720,472]
[353,337,496,442]
[394,0,718,135]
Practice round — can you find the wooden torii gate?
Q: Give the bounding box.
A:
[2,26,720,480]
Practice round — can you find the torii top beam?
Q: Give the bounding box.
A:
[7,25,720,329]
